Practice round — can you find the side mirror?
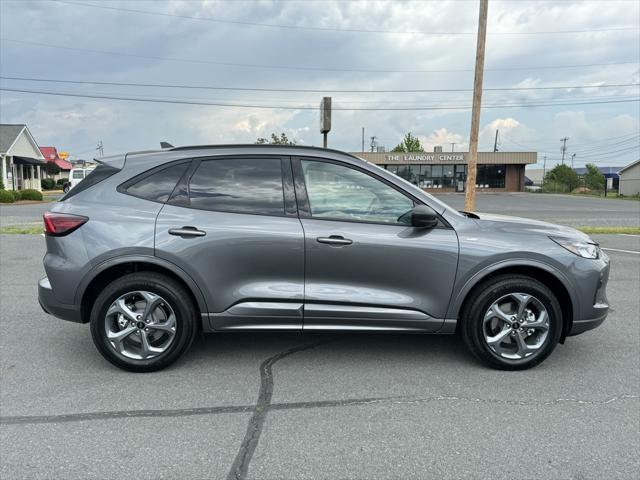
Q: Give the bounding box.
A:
[411,205,439,229]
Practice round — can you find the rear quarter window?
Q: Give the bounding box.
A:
[61,164,120,200]
[120,162,189,203]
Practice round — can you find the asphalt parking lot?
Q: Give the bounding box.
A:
[1,228,639,478]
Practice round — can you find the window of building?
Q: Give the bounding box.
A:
[477,164,506,188]
[189,158,284,215]
[125,162,189,203]
[301,160,413,224]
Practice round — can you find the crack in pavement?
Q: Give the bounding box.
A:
[225,342,326,480]
[1,394,637,426]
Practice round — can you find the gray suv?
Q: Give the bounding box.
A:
[38,145,610,372]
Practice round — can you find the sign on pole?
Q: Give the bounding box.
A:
[320,97,331,148]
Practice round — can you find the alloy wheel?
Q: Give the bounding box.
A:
[104,291,177,360]
[482,293,550,360]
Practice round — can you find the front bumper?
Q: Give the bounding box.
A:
[568,303,609,336]
[567,251,610,336]
[38,276,82,323]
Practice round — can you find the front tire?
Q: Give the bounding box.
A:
[460,275,563,370]
[90,272,198,372]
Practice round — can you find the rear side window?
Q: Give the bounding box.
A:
[188,158,284,215]
[61,164,120,200]
[124,162,189,203]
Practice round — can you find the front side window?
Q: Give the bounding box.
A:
[301,160,413,224]
[72,170,84,179]
[189,158,284,215]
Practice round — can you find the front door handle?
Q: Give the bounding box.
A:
[316,235,353,246]
[168,226,206,238]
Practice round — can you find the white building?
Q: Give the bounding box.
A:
[0,124,46,191]
[618,160,640,197]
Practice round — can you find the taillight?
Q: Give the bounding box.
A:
[43,212,88,236]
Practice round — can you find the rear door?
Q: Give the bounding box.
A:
[293,157,459,332]
[155,156,305,330]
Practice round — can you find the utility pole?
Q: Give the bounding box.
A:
[464,0,489,212]
[560,137,569,165]
[450,142,456,152]
[362,128,365,152]
[493,129,499,152]
[571,153,576,169]
[370,136,377,152]
[96,140,104,157]
[542,155,547,186]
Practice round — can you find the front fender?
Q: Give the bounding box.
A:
[445,258,579,323]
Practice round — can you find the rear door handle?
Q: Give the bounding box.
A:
[316,235,353,246]
[168,226,206,238]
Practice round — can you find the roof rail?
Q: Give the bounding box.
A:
[168,143,362,160]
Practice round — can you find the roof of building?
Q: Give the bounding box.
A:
[0,124,26,153]
[39,146,72,170]
[574,166,623,177]
[618,159,640,174]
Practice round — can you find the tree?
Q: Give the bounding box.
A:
[391,132,424,152]
[255,132,296,145]
[45,162,61,177]
[544,164,580,192]
[583,163,605,191]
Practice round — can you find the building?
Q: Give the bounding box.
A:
[354,149,536,192]
[618,160,640,196]
[0,124,46,191]
[39,146,72,182]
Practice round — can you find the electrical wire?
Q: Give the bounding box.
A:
[2,75,638,94]
[3,38,638,75]
[52,0,640,36]
[2,87,638,110]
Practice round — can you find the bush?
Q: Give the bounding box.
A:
[0,190,15,203]
[0,179,4,190]
[19,189,43,201]
[41,178,56,190]
[9,190,21,201]
[56,178,67,186]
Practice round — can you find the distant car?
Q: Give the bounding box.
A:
[39,145,610,372]
[63,166,95,193]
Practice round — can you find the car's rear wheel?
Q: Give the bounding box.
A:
[460,275,563,370]
[90,272,198,372]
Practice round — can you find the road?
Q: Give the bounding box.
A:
[433,192,640,227]
[0,233,638,479]
[1,193,638,228]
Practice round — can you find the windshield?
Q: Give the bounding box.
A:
[360,158,463,217]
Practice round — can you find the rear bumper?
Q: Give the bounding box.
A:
[38,276,82,323]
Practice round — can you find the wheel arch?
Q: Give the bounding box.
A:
[77,255,208,325]
[449,261,576,342]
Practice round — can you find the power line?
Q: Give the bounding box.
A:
[2,87,638,110]
[4,38,638,75]
[1,75,638,94]
[51,0,640,36]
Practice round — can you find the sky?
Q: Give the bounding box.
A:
[0,0,638,169]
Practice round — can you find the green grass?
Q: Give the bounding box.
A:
[0,226,43,234]
[577,227,640,235]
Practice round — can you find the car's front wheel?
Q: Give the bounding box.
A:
[460,275,563,370]
[90,272,198,372]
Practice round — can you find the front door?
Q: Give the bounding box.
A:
[293,157,459,332]
[155,155,305,330]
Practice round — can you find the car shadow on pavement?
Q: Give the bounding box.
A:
[181,330,477,369]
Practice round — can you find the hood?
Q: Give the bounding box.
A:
[471,212,592,241]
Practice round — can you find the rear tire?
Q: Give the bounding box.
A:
[90,272,198,372]
[460,275,563,370]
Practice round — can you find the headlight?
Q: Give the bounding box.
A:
[550,236,600,259]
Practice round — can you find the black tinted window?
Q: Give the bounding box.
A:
[189,158,284,215]
[125,163,188,203]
